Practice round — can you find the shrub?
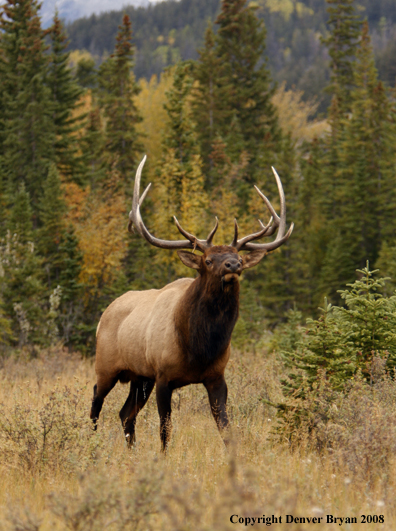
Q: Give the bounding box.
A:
[47,468,163,531]
[0,381,102,474]
[275,264,396,393]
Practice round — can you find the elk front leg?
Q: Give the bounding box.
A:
[204,376,229,441]
[156,379,173,452]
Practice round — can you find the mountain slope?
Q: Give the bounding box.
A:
[65,0,396,111]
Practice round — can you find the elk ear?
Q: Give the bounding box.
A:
[242,249,267,270]
[177,250,201,270]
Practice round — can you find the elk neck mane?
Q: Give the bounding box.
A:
[174,270,240,370]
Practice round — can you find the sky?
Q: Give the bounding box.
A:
[40,0,160,27]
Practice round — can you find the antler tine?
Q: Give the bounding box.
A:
[258,217,276,236]
[139,182,151,207]
[206,217,219,245]
[235,167,293,252]
[231,219,239,248]
[174,216,215,252]
[128,156,196,250]
[128,155,148,234]
[271,166,286,238]
[234,217,273,250]
[253,186,280,225]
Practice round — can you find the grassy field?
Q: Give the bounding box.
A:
[0,346,394,530]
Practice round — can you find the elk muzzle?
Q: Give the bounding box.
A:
[221,259,242,284]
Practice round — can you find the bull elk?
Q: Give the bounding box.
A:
[90,156,293,451]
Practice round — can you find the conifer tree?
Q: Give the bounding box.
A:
[97,14,142,182]
[163,61,199,167]
[299,0,363,302]
[279,265,396,395]
[322,0,361,117]
[81,106,107,188]
[38,164,68,288]
[0,0,55,205]
[75,57,97,89]
[317,0,362,229]
[319,22,396,297]
[47,12,84,180]
[36,164,84,345]
[57,227,83,345]
[192,23,223,181]
[2,184,45,345]
[213,0,281,183]
[58,228,82,304]
[293,138,329,312]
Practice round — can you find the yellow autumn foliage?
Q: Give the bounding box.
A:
[210,144,252,245]
[63,180,128,302]
[136,73,174,173]
[67,49,95,72]
[272,82,329,144]
[255,0,313,20]
[179,154,209,237]
[77,194,127,294]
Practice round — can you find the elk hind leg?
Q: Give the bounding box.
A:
[119,378,155,447]
[90,375,118,430]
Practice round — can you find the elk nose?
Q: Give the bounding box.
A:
[225,260,241,273]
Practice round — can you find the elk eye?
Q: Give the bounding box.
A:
[239,258,243,263]
[205,259,212,266]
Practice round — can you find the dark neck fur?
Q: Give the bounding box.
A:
[175,275,240,370]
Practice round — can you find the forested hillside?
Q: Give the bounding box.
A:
[66,0,396,111]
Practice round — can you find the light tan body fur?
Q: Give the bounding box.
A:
[95,278,230,391]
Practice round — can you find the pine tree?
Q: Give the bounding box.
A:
[319,21,396,298]
[163,61,199,168]
[293,138,329,312]
[298,0,363,302]
[7,182,34,244]
[38,164,68,288]
[81,106,107,188]
[192,23,223,181]
[75,56,97,89]
[213,0,281,183]
[0,0,55,205]
[97,14,142,182]
[1,184,45,345]
[322,0,361,116]
[316,0,362,238]
[47,11,84,180]
[279,264,396,396]
[57,226,83,346]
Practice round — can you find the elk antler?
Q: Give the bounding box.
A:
[128,156,217,252]
[230,167,294,252]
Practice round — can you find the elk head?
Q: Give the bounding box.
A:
[128,156,294,277]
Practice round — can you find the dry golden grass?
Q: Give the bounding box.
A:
[0,346,394,530]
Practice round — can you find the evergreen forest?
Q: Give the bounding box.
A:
[1,0,396,386]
